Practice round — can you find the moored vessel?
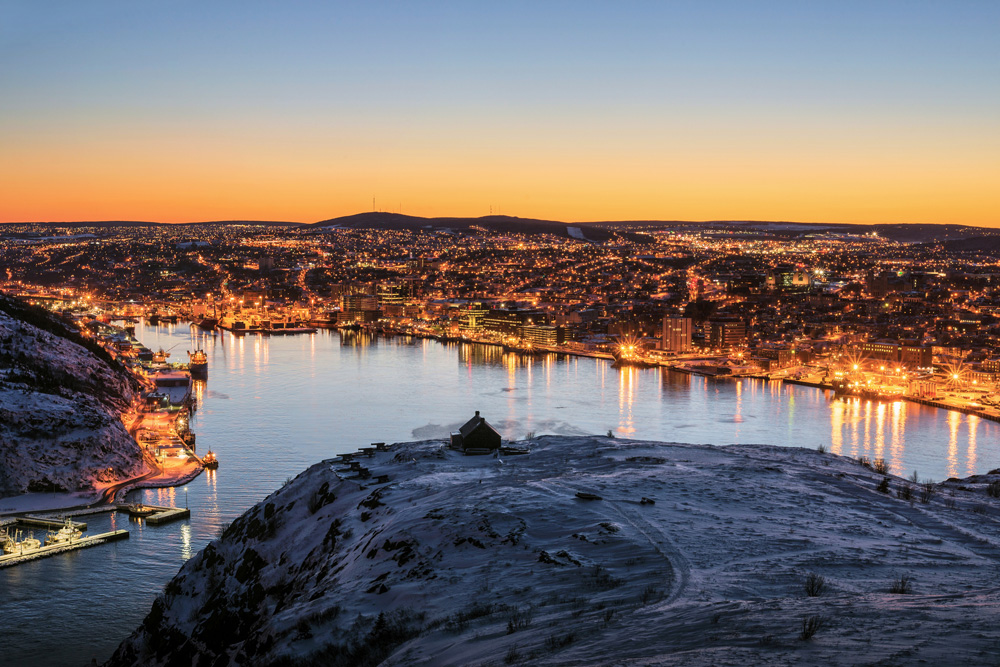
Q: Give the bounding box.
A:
[203,450,219,469]
[188,349,208,378]
[44,519,82,546]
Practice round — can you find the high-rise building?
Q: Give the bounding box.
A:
[662,315,693,352]
[708,318,746,351]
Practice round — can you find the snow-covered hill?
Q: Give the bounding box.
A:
[0,296,146,497]
[109,436,1000,666]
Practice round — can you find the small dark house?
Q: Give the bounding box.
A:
[451,411,502,453]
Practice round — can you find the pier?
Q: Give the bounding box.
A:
[15,516,88,531]
[116,504,191,525]
[0,530,129,568]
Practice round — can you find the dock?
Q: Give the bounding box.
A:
[115,504,190,525]
[146,507,190,525]
[16,516,87,531]
[0,530,129,568]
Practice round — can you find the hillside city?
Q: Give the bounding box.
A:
[3,217,1000,415]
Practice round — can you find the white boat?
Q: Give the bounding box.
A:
[2,530,42,555]
[44,519,82,546]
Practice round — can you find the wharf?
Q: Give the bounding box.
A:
[116,504,190,525]
[16,516,88,531]
[903,396,1000,424]
[0,530,129,568]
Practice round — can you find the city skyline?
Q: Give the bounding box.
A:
[3,2,998,226]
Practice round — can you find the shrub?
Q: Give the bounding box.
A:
[896,483,913,501]
[639,584,662,605]
[873,458,889,475]
[816,444,826,454]
[972,502,989,515]
[858,456,872,469]
[876,477,890,494]
[544,632,576,650]
[506,607,532,634]
[800,615,824,640]
[504,644,521,664]
[889,574,912,594]
[606,429,616,438]
[987,481,1000,498]
[920,482,935,504]
[590,564,623,590]
[804,573,825,597]
[523,431,535,441]
[910,470,920,483]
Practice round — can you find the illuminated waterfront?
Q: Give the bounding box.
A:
[1,323,996,666]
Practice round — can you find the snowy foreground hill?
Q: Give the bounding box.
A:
[0,296,144,498]
[110,436,1000,666]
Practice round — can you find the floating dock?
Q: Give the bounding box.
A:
[115,504,190,525]
[16,516,87,531]
[0,530,129,568]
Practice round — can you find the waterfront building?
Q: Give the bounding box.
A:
[661,315,692,352]
[459,302,490,334]
[708,318,746,351]
[483,308,545,336]
[520,324,566,347]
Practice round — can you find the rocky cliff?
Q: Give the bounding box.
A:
[108,435,1000,666]
[0,295,146,497]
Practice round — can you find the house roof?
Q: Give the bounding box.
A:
[458,411,500,438]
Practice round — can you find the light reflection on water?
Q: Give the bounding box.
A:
[1,324,996,665]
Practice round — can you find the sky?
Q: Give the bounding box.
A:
[1,1,998,225]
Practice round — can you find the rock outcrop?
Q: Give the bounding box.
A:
[108,435,1000,666]
[0,295,145,497]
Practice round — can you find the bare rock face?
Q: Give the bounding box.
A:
[0,296,145,497]
[108,436,1000,667]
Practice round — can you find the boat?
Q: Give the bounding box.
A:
[203,450,219,469]
[126,504,157,518]
[187,349,208,378]
[147,313,160,325]
[2,530,42,555]
[44,519,82,546]
[152,349,170,364]
[197,317,219,331]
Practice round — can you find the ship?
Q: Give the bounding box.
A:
[187,349,208,378]
[152,349,170,364]
[126,504,157,518]
[2,529,42,555]
[44,519,82,546]
[197,317,219,331]
[202,450,219,469]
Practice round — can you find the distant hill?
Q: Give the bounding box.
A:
[5,215,997,244]
[309,212,618,242]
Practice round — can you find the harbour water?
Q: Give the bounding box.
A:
[1,324,996,665]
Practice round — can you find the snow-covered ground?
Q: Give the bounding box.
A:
[0,298,147,499]
[109,436,1000,666]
